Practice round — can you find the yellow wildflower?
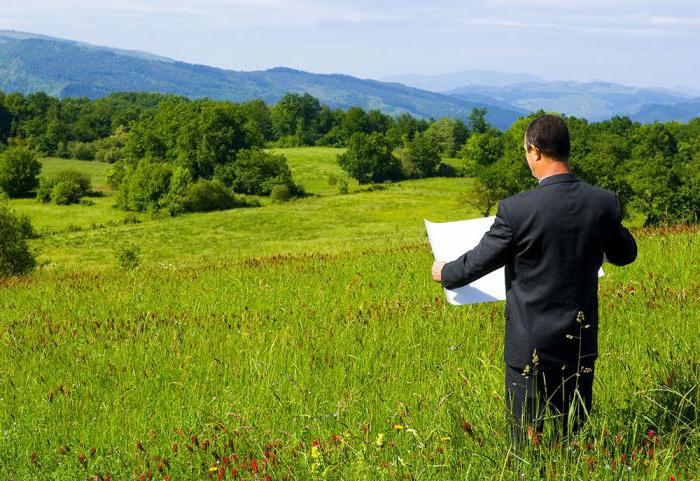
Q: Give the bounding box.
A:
[310,446,320,459]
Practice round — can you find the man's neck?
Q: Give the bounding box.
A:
[537,162,571,182]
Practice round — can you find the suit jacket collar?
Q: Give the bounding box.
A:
[538,172,578,187]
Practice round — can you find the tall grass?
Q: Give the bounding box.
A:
[0,228,698,479]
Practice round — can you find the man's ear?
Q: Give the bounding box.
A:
[532,146,543,161]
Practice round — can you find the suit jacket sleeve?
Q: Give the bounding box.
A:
[602,194,637,266]
[440,201,513,290]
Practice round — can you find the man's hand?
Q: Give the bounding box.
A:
[432,261,446,282]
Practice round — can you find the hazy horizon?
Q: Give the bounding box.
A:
[1,0,699,90]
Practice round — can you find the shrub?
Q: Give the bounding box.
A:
[67,141,96,160]
[51,180,83,205]
[225,149,299,196]
[116,159,174,212]
[36,183,51,203]
[37,170,91,205]
[114,242,141,270]
[182,179,239,212]
[0,206,36,277]
[0,146,41,198]
[160,166,192,216]
[337,179,349,194]
[95,147,122,164]
[15,213,37,239]
[93,130,127,164]
[270,184,292,202]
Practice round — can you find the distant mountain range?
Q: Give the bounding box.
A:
[389,70,700,122]
[447,81,700,122]
[382,70,545,91]
[0,30,525,129]
[0,30,697,127]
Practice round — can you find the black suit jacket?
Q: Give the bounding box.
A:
[441,173,637,369]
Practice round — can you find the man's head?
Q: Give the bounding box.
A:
[523,115,570,179]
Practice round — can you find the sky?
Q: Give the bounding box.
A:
[2,0,700,90]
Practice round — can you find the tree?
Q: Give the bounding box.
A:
[386,112,429,145]
[423,118,469,157]
[459,129,504,175]
[337,132,401,184]
[0,206,36,277]
[626,123,684,225]
[271,93,322,146]
[402,131,442,178]
[468,108,490,134]
[0,145,41,198]
[178,101,258,179]
[0,94,12,144]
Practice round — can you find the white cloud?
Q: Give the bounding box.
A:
[650,16,700,26]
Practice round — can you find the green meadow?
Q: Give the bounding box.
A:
[1,148,698,480]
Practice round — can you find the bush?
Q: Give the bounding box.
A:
[15,213,36,239]
[37,170,91,205]
[337,132,402,184]
[270,184,292,202]
[95,147,122,164]
[51,180,83,205]
[337,179,349,194]
[0,146,41,198]
[0,206,36,277]
[67,141,96,160]
[182,179,239,212]
[114,242,140,270]
[116,159,174,213]
[224,149,299,196]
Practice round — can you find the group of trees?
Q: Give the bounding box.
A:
[0,89,699,225]
[334,105,700,226]
[462,114,700,226]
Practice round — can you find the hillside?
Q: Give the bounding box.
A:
[448,81,693,121]
[631,98,700,123]
[0,30,526,129]
[11,151,476,268]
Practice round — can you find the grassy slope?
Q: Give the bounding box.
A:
[0,149,698,479]
[11,149,478,269]
[0,228,698,480]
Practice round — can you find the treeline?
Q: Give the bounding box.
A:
[0,90,437,157]
[459,114,700,226]
[0,90,471,214]
[0,90,698,225]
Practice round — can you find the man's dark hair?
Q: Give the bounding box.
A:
[525,115,570,161]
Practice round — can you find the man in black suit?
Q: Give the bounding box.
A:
[431,114,637,445]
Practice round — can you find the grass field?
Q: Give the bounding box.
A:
[0,149,698,480]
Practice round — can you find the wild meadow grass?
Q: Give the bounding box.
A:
[0,150,698,480]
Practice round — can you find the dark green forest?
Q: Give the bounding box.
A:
[0,89,698,225]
